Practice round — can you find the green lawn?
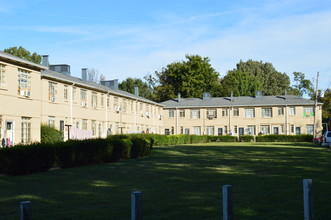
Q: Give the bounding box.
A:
[0,142,331,219]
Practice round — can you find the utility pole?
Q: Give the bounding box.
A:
[313,72,319,139]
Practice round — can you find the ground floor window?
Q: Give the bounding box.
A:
[206,126,214,135]
[306,125,314,135]
[193,126,201,135]
[247,125,256,135]
[185,128,190,135]
[261,125,270,135]
[165,129,170,135]
[21,117,31,144]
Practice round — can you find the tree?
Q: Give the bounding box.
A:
[218,70,262,96]
[232,60,290,96]
[4,46,42,64]
[289,72,314,97]
[119,78,154,100]
[87,68,99,83]
[319,89,331,131]
[150,55,220,102]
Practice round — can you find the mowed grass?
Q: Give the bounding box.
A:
[1,142,331,219]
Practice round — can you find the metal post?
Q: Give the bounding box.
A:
[131,191,142,220]
[303,179,313,220]
[20,201,31,220]
[223,185,233,220]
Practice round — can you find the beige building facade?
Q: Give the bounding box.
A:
[161,93,323,137]
[0,52,163,145]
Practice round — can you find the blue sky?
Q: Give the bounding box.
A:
[1,0,331,91]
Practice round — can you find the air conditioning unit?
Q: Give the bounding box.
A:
[20,90,25,96]
[51,96,56,102]
[81,102,87,107]
[159,114,163,120]
[26,91,31,97]
[146,112,150,117]
[141,111,144,117]
[115,106,121,112]
[208,115,214,120]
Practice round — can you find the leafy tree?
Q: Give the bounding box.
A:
[150,55,220,102]
[289,72,314,97]
[119,78,153,100]
[218,70,262,96]
[40,124,63,144]
[232,60,290,96]
[4,46,42,64]
[319,89,331,131]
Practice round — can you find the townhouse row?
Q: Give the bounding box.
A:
[0,51,323,146]
[0,52,163,145]
[160,93,323,137]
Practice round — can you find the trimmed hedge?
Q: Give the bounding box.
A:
[240,135,255,142]
[256,134,314,142]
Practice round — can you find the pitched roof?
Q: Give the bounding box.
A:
[41,69,162,106]
[0,51,47,70]
[161,95,320,108]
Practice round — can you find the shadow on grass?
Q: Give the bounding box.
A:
[0,143,331,219]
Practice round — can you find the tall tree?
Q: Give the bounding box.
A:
[150,54,220,102]
[319,89,331,131]
[232,60,290,96]
[87,68,99,83]
[119,78,153,100]
[289,72,314,97]
[218,70,262,96]
[4,46,42,64]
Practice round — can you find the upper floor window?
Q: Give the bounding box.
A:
[64,85,68,100]
[48,82,57,102]
[233,108,239,116]
[303,106,315,116]
[207,109,217,118]
[245,108,255,118]
[91,92,97,109]
[72,87,77,102]
[101,94,104,107]
[122,99,127,112]
[191,109,200,119]
[222,108,228,117]
[169,109,174,118]
[262,108,273,118]
[0,64,6,87]
[179,109,185,117]
[289,107,296,115]
[80,89,87,107]
[278,107,284,115]
[18,69,31,96]
[114,97,119,110]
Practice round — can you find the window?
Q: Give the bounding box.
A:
[169,109,175,118]
[101,94,104,107]
[48,82,57,102]
[81,89,87,102]
[245,108,255,118]
[278,107,284,115]
[222,108,228,117]
[233,108,239,116]
[185,128,190,135]
[234,126,238,134]
[289,107,296,115]
[21,117,31,144]
[262,108,272,118]
[91,92,97,109]
[48,116,55,127]
[206,126,214,135]
[165,129,170,135]
[247,125,256,135]
[114,97,119,110]
[82,119,88,130]
[224,126,228,134]
[107,95,110,108]
[0,64,5,86]
[179,109,185,117]
[92,120,96,136]
[306,125,314,135]
[303,107,315,116]
[64,85,68,100]
[291,125,294,133]
[261,125,270,135]
[122,99,127,112]
[18,69,31,96]
[191,109,200,119]
[207,109,217,118]
[72,87,77,102]
[193,126,201,135]
[180,126,184,134]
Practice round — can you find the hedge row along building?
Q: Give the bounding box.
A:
[0,51,163,145]
[160,92,323,137]
[0,51,323,145]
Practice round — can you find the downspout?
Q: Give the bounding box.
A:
[285,105,288,135]
[229,106,232,135]
[105,92,110,137]
[176,107,178,135]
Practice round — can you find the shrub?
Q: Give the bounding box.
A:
[41,124,63,144]
[131,138,151,158]
[111,139,132,161]
[240,135,254,142]
[256,134,314,142]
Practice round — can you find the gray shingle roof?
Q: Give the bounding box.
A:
[161,95,321,108]
[41,69,162,106]
[0,51,47,70]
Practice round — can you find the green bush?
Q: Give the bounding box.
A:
[0,143,55,176]
[111,139,132,161]
[131,138,151,158]
[208,135,238,142]
[240,135,254,142]
[256,134,314,142]
[41,124,63,144]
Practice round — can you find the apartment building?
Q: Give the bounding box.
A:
[0,51,47,145]
[161,92,323,137]
[0,52,163,145]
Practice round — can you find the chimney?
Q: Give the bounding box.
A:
[134,86,139,96]
[178,93,181,102]
[41,55,49,67]
[255,91,263,98]
[230,91,233,102]
[203,92,211,100]
[100,79,119,90]
[82,68,87,82]
[50,64,71,76]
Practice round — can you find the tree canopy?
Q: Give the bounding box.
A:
[229,60,290,96]
[119,78,153,100]
[4,46,42,64]
[150,55,220,102]
[289,72,314,97]
[319,89,331,130]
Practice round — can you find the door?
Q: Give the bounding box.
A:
[5,121,14,146]
[295,127,301,135]
[273,127,279,135]
[218,128,223,135]
[239,127,244,136]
